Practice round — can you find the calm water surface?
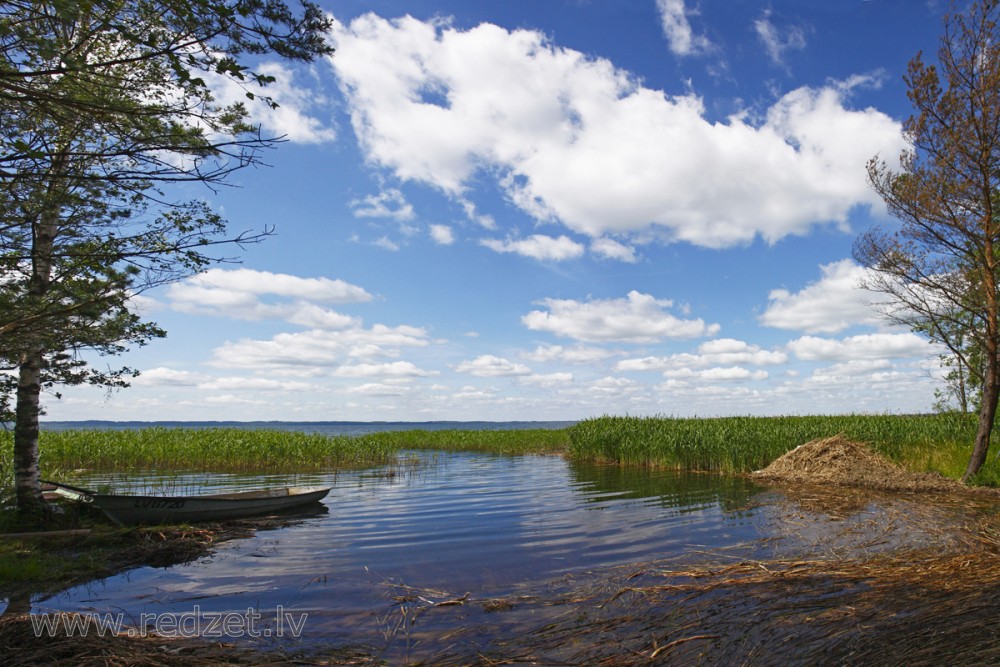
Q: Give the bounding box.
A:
[17,452,776,650]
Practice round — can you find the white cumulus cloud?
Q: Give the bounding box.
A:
[173,268,372,304]
[132,367,207,387]
[519,372,574,387]
[207,61,336,144]
[350,188,415,221]
[210,324,432,372]
[759,260,890,334]
[199,377,315,392]
[656,0,712,56]
[522,291,720,343]
[616,338,786,372]
[591,237,638,263]
[345,382,413,396]
[166,268,372,329]
[455,355,532,377]
[699,366,769,381]
[523,344,619,364]
[480,234,585,261]
[333,361,438,377]
[754,11,807,67]
[328,14,904,248]
[787,333,931,361]
[430,224,455,244]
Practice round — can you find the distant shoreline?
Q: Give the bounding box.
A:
[35,420,579,433]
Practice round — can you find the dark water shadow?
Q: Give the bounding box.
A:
[0,503,330,616]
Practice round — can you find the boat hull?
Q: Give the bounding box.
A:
[89,486,331,525]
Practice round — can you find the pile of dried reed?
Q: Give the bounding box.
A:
[752,435,967,493]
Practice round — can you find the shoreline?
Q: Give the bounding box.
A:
[4,427,1000,663]
[3,480,999,665]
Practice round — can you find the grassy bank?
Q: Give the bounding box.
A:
[568,413,1000,485]
[0,525,214,599]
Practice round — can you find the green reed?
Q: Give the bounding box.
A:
[350,428,571,456]
[0,427,395,477]
[2,415,999,488]
[567,413,1000,484]
[0,426,569,483]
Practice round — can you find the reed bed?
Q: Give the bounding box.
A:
[567,413,1000,484]
[1,413,997,485]
[350,428,571,456]
[0,428,397,478]
[0,426,569,483]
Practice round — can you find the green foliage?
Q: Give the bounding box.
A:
[855,0,1000,480]
[0,1,334,511]
[918,314,984,414]
[0,0,335,369]
[0,1,334,178]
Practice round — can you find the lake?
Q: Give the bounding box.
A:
[6,449,972,661]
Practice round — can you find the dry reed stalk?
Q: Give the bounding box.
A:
[456,539,1000,666]
[752,435,995,495]
[0,613,336,667]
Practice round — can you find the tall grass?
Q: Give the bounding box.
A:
[0,428,396,480]
[350,428,570,456]
[0,426,569,485]
[2,416,999,488]
[568,413,1000,483]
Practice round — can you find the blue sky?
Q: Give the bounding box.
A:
[53,0,956,421]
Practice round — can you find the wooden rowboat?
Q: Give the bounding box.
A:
[42,480,331,525]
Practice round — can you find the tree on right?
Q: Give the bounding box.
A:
[856,0,1000,482]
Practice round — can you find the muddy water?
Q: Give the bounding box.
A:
[10,452,986,659]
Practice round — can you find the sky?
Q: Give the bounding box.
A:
[50,0,960,422]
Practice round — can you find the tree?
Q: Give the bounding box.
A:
[855,0,1000,482]
[0,162,253,515]
[0,1,333,515]
[919,313,983,413]
[0,0,332,185]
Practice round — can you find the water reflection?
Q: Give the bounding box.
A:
[11,452,774,650]
[566,460,761,514]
